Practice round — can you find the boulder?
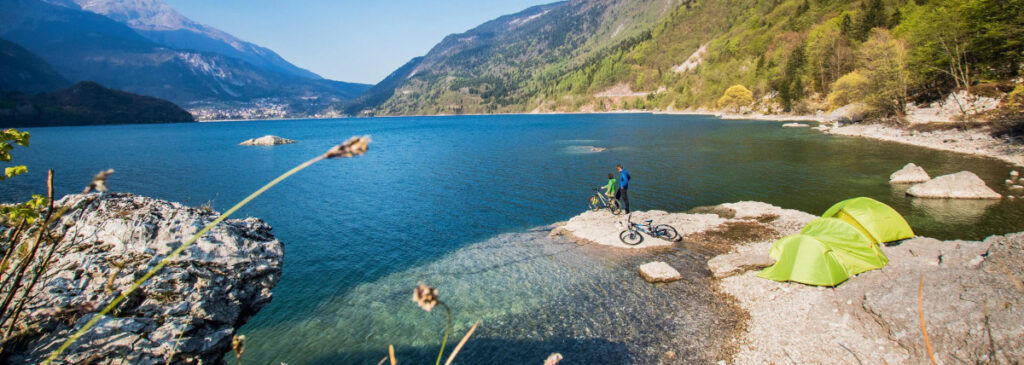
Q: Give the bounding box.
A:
[782,123,809,128]
[240,135,296,146]
[1011,170,1019,178]
[1011,185,1024,191]
[906,171,1001,199]
[889,163,931,184]
[6,193,284,364]
[638,261,682,283]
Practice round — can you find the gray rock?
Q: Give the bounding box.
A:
[638,261,682,283]
[889,163,931,184]
[5,193,283,364]
[906,171,1001,199]
[239,135,296,146]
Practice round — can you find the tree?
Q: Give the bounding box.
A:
[718,85,754,112]
[826,70,871,108]
[900,0,974,90]
[855,0,887,41]
[859,29,911,117]
[807,19,855,94]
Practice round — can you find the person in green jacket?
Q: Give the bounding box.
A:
[601,173,617,198]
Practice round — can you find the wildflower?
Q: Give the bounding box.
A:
[323,135,371,159]
[412,283,439,312]
[82,169,114,193]
[231,334,246,359]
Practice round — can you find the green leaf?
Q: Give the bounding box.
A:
[3,165,27,180]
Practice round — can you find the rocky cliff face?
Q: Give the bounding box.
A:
[3,193,283,364]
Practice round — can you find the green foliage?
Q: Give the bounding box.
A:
[1,128,30,182]
[1,194,47,223]
[827,70,871,108]
[859,29,911,117]
[1,128,30,162]
[718,84,754,111]
[373,0,1024,117]
[855,0,887,41]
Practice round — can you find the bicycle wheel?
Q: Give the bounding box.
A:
[655,224,679,241]
[619,229,643,245]
[588,196,600,211]
[609,199,622,215]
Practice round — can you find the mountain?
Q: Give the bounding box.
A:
[356,0,686,115]
[62,0,322,80]
[0,37,70,93]
[0,0,370,113]
[0,80,196,127]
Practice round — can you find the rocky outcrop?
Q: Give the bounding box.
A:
[906,171,1001,199]
[239,135,296,146]
[3,193,283,364]
[693,202,1024,364]
[889,163,931,184]
[638,262,682,283]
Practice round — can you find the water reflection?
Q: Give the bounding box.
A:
[908,197,999,225]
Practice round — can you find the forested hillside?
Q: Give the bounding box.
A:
[536,0,1023,121]
[365,0,688,115]
[369,0,1023,129]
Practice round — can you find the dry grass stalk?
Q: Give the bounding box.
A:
[444,320,479,365]
[918,275,937,365]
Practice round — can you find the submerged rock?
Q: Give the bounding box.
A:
[638,262,682,283]
[889,163,931,184]
[5,193,283,364]
[781,123,809,128]
[240,135,296,146]
[906,171,1001,199]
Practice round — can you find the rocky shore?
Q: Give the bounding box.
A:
[556,202,1024,363]
[823,123,1024,167]
[2,193,283,363]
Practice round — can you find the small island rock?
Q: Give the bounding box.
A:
[240,135,296,146]
[889,163,931,184]
[639,261,682,283]
[906,171,1001,199]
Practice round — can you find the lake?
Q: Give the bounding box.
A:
[2,114,1022,363]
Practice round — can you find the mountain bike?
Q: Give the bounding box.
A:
[588,188,622,215]
[618,213,679,245]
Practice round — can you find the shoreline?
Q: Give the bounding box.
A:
[200,110,1022,167]
[555,203,1024,363]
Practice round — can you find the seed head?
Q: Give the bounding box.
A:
[83,169,114,193]
[231,334,246,359]
[323,135,371,159]
[412,283,439,312]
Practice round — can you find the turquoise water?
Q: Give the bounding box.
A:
[2,114,1023,363]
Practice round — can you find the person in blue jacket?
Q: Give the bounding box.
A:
[615,164,631,213]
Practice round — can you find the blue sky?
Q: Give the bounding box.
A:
[164,0,554,84]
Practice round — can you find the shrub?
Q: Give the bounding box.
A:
[718,84,754,112]
[826,70,870,109]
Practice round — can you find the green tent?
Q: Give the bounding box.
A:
[758,235,850,287]
[760,197,913,286]
[801,218,887,275]
[821,197,914,244]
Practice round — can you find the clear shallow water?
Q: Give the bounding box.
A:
[2,114,1023,363]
